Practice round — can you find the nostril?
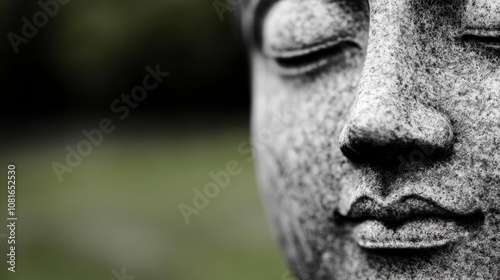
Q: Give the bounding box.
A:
[339,123,403,163]
[338,94,454,164]
[339,127,452,164]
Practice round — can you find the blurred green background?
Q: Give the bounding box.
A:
[0,0,288,279]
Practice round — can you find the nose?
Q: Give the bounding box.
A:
[338,1,454,164]
[339,90,454,163]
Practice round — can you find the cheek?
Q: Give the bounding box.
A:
[250,54,365,276]
[452,76,500,208]
[251,53,363,211]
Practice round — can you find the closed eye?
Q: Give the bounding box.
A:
[268,41,361,76]
[462,33,500,49]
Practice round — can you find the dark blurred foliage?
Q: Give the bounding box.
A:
[1,0,250,125]
[0,4,289,279]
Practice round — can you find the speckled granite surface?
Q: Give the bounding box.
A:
[240,0,500,279]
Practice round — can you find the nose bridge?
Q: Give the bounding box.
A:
[361,0,414,97]
[338,0,454,163]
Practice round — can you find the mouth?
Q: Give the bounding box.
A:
[333,195,484,250]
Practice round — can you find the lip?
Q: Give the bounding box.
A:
[354,218,468,249]
[334,195,484,250]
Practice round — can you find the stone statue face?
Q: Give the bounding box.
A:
[242,0,500,278]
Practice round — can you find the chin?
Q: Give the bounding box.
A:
[275,215,498,279]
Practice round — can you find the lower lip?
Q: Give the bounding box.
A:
[354,218,469,249]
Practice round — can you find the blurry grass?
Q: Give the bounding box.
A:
[0,126,287,280]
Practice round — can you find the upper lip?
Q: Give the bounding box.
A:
[335,194,482,225]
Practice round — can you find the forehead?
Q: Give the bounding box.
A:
[241,0,464,47]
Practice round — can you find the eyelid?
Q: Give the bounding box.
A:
[264,36,356,59]
[259,0,368,76]
[264,37,354,59]
[461,28,500,50]
[262,0,361,57]
[462,28,500,37]
[461,28,500,43]
[266,40,361,76]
